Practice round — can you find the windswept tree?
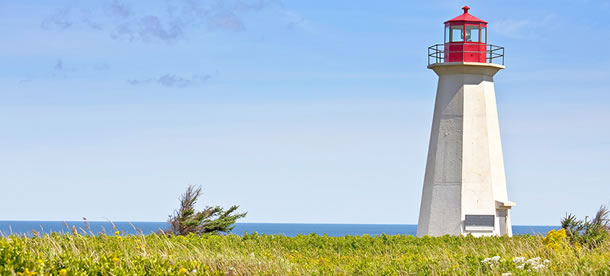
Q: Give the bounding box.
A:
[167,185,247,235]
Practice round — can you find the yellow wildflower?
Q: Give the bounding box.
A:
[114,230,120,236]
[178,267,188,274]
[112,257,120,263]
[17,268,37,276]
[543,229,568,251]
[59,269,68,276]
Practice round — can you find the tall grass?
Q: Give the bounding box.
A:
[1,232,609,275]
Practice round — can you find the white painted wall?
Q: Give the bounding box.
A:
[417,62,514,237]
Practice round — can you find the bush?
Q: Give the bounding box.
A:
[561,205,610,248]
[166,185,247,235]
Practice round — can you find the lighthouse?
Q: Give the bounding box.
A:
[417,6,515,237]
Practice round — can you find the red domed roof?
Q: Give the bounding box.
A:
[444,6,487,24]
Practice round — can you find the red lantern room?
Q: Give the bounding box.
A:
[444,6,487,62]
[428,7,503,66]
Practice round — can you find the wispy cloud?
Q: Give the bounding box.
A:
[112,16,184,41]
[20,59,108,83]
[128,74,211,88]
[51,59,76,73]
[207,11,246,32]
[41,0,280,42]
[54,59,64,71]
[43,59,78,79]
[41,8,75,30]
[106,0,131,18]
[38,1,278,83]
[281,10,318,34]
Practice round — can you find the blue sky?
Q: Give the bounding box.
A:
[1,0,609,225]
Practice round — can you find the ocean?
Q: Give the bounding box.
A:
[0,221,558,237]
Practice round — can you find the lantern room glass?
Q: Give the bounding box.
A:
[465,25,479,42]
[480,27,487,43]
[450,25,463,42]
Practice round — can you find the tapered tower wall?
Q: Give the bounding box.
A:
[417,62,513,237]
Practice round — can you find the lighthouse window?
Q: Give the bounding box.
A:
[481,27,487,43]
[450,25,464,42]
[445,26,450,43]
[466,25,479,42]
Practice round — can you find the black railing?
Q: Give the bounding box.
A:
[427,44,504,66]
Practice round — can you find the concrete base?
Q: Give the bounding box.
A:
[416,62,514,237]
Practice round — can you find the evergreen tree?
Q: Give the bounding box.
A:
[167,185,247,235]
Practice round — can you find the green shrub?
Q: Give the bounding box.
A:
[166,185,247,236]
[561,205,610,248]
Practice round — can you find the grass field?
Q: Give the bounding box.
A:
[1,231,609,275]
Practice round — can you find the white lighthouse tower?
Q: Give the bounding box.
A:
[417,6,515,237]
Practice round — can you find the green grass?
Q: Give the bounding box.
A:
[1,232,609,275]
